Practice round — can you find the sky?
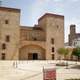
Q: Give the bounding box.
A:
[0,0,80,42]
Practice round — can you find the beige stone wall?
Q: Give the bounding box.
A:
[20,27,32,41]
[46,16,64,60]
[38,17,47,31]
[20,27,45,41]
[0,10,20,60]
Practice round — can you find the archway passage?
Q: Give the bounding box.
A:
[19,45,45,60]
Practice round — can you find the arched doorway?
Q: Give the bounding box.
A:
[19,45,45,60]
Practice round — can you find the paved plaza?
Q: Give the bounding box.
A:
[0,60,80,80]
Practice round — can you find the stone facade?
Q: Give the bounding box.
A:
[0,7,64,60]
[0,7,20,60]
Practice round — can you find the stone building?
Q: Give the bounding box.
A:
[72,38,80,47]
[69,24,80,46]
[0,7,64,60]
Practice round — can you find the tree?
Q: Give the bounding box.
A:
[57,48,69,68]
[57,48,69,60]
[72,47,80,61]
[58,48,65,60]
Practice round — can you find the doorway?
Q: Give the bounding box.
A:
[33,53,38,60]
[28,53,38,60]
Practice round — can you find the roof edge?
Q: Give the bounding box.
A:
[38,13,64,21]
[0,6,20,13]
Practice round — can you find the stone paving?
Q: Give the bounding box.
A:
[0,60,80,80]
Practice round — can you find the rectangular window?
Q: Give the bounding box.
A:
[51,38,54,44]
[2,43,6,49]
[2,53,5,60]
[33,37,37,41]
[52,47,54,52]
[52,54,54,60]
[5,20,9,24]
[6,35,10,42]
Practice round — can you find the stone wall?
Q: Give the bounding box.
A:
[0,7,20,60]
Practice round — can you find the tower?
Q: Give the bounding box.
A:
[38,13,64,60]
[70,24,76,35]
[69,24,76,46]
[0,7,20,60]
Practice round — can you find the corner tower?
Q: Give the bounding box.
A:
[38,13,64,60]
[69,24,76,46]
[0,7,20,60]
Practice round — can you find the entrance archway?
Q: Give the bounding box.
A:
[19,45,45,60]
